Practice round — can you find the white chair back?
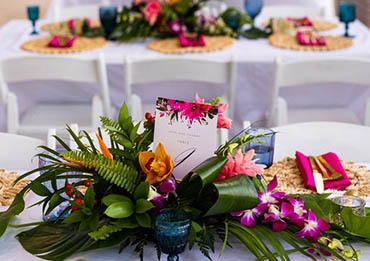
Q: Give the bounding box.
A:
[268,56,370,127]
[273,122,370,163]
[54,4,102,21]
[124,56,236,118]
[0,133,44,170]
[259,5,324,20]
[0,54,111,135]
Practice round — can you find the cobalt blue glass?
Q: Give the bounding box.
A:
[244,0,263,25]
[244,127,275,168]
[155,209,191,261]
[99,6,118,39]
[27,5,40,35]
[339,2,356,38]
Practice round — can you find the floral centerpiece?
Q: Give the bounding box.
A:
[111,0,251,41]
[1,96,370,260]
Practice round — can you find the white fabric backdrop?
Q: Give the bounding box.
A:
[1,19,370,134]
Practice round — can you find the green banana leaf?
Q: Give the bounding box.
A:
[202,175,258,216]
[341,208,370,239]
[0,192,26,236]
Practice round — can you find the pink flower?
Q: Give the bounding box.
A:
[231,205,266,228]
[257,176,286,206]
[135,0,147,4]
[142,0,161,26]
[160,178,176,193]
[215,150,266,181]
[168,99,184,112]
[262,202,294,232]
[296,210,330,243]
[68,19,75,29]
[218,114,232,129]
[195,94,205,104]
[86,18,92,27]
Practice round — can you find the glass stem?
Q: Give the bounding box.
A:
[345,22,349,37]
[168,254,179,261]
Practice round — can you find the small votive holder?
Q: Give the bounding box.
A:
[329,196,366,228]
[155,208,191,261]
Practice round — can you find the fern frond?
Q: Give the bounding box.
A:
[89,220,131,240]
[100,116,134,148]
[62,151,141,193]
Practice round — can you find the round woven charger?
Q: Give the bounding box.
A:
[21,37,107,54]
[41,19,101,33]
[147,36,235,54]
[269,33,353,51]
[312,19,338,31]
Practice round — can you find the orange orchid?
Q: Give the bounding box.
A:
[139,143,174,184]
[169,0,181,5]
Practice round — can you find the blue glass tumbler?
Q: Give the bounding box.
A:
[155,209,191,261]
[244,0,263,27]
[339,2,356,38]
[99,6,118,39]
[27,5,40,35]
[244,127,275,168]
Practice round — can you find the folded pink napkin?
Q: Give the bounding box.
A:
[178,34,205,47]
[296,151,351,191]
[48,35,77,48]
[297,31,326,46]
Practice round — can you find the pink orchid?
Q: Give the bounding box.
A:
[160,178,176,193]
[258,176,286,206]
[142,0,161,26]
[287,197,308,227]
[231,205,265,228]
[215,150,266,181]
[262,202,294,232]
[218,114,232,129]
[296,210,330,243]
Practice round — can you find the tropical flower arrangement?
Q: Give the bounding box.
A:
[111,0,251,41]
[1,97,370,261]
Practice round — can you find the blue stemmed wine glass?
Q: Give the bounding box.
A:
[244,0,263,28]
[27,5,40,35]
[339,2,356,38]
[243,127,276,169]
[155,209,191,261]
[99,6,118,39]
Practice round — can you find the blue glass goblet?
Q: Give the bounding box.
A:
[243,127,275,169]
[339,2,356,38]
[155,209,191,261]
[27,5,40,35]
[99,6,118,39]
[244,0,263,27]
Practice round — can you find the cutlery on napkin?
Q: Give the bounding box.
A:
[296,151,352,192]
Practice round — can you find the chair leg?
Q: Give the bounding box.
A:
[277,96,288,126]
[92,94,104,130]
[365,97,370,127]
[7,93,19,134]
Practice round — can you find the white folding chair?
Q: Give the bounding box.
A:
[54,3,104,21]
[0,133,45,171]
[0,54,112,139]
[273,122,370,163]
[124,56,236,144]
[259,5,324,20]
[268,56,370,127]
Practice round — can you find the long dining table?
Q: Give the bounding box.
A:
[1,18,370,134]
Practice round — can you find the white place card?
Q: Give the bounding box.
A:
[153,97,219,179]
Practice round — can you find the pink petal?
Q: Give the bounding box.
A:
[231,210,244,217]
[271,191,286,201]
[262,213,280,223]
[218,103,228,113]
[281,201,294,218]
[308,209,317,223]
[272,220,287,232]
[318,219,330,232]
[240,210,256,227]
[159,179,176,193]
[267,176,278,192]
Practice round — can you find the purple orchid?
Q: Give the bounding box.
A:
[169,20,183,34]
[231,205,266,228]
[296,210,330,243]
[160,178,176,193]
[287,197,308,228]
[258,176,286,207]
[262,202,294,232]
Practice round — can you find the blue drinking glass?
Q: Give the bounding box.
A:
[99,6,118,39]
[244,127,275,168]
[27,5,40,35]
[155,209,191,261]
[244,0,263,26]
[339,2,356,38]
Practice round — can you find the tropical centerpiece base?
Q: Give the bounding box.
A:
[1,97,370,261]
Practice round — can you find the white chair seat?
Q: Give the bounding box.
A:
[273,122,370,163]
[288,108,360,125]
[19,103,93,138]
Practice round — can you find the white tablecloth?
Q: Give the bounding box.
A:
[1,164,370,260]
[1,19,370,135]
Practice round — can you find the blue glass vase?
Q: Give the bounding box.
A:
[243,127,275,168]
[244,0,263,26]
[27,5,39,35]
[155,209,191,261]
[339,2,356,38]
[99,6,118,39]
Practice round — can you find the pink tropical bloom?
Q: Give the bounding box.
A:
[262,202,294,232]
[68,19,75,29]
[218,114,232,129]
[160,178,176,193]
[258,176,286,206]
[296,210,330,243]
[167,99,185,112]
[231,205,265,228]
[142,0,161,26]
[195,94,205,104]
[169,20,183,34]
[215,150,266,181]
[180,102,210,125]
[86,18,93,27]
[287,197,307,227]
